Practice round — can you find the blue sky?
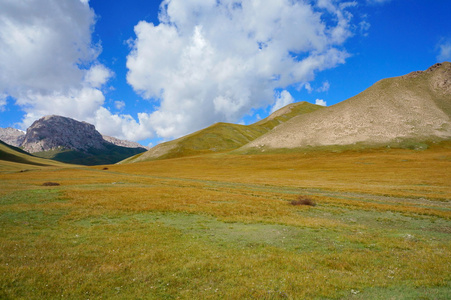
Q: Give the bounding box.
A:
[0,0,450,147]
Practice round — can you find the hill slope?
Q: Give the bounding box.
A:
[0,140,69,172]
[121,101,323,163]
[241,62,451,152]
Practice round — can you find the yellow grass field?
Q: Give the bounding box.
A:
[1,145,450,299]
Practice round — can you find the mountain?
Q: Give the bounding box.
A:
[0,115,147,165]
[120,101,323,163]
[239,62,451,152]
[21,115,107,153]
[0,128,25,147]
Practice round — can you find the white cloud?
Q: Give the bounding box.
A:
[317,81,330,92]
[127,0,355,139]
[359,20,371,37]
[271,90,295,113]
[0,0,97,95]
[115,100,126,110]
[315,99,327,106]
[437,40,451,62]
[84,64,114,89]
[304,83,313,93]
[91,108,153,141]
[0,0,148,142]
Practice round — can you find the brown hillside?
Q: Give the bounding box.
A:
[242,62,451,151]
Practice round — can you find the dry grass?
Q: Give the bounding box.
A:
[0,146,450,299]
[290,195,317,206]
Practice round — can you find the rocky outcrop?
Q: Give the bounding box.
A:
[0,115,147,153]
[0,127,25,147]
[21,115,106,153]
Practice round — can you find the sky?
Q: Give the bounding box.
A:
[0,0,450,147]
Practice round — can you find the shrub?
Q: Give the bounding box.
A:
[290,195,316,206]
[102,167,109,170]
[42,182,60,186]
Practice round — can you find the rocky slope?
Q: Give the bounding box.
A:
[0,128,25,147]
[240,62,451,151]
[21,115,106,153]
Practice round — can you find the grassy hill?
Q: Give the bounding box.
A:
[0,140,70,172]
[32,143,147,166]
[122,101,323,163]
[241,62,451,152]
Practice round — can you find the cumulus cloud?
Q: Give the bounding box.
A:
[127,0,355,139]
[84,64,114,89]
[437,40,451,62]
[91,108,153,142]
[315,99,327,106]
[0,0,149,141]
[271,90,295,113]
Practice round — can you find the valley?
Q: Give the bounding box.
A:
[1,144,450,299]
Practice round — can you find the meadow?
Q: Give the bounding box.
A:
[1,144,450,299]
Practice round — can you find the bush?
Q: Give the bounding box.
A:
[290,195,316,206]
[42,182,60,186]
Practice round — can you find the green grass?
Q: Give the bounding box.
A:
[1,146,450,299]
[124,101,323,162]
[32,142,146,165]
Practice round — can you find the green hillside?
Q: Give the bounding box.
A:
[0,140,69,172]
[32,143,147,166]
[122,101,323,163]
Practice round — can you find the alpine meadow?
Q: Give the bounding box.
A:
[1,0,451,299]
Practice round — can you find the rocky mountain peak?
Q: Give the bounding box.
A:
[21,115,106,153]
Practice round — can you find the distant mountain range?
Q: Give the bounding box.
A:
[124,62,451,163]
[0,115,147,165]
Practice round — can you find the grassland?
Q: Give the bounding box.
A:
[1,144,450,299]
